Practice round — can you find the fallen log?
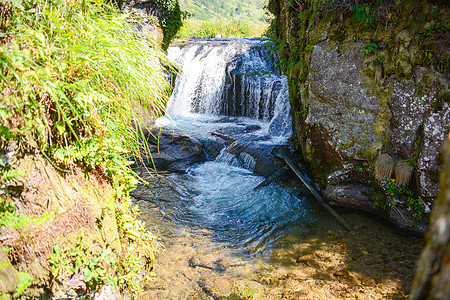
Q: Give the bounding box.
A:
[272,147,353,231]
[253,165,289,190]
[211,131,236,142]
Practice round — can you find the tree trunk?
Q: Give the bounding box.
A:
[410,135,450,299]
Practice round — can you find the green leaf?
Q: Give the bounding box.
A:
[13,272,33,297]
[0,125,15,140]
[83,268,93,282]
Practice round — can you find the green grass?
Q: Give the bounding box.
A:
[179,0,266,22]
[174,0,269,40]
[0,0,172,296]
[175,17,268,39]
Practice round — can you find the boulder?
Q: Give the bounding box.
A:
[138,129,206,173]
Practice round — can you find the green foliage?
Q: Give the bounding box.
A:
[152,0,185,48]
[13,272,34,298]
[338,141,352,150]
[350,3,377,29]
[49,232,159,295]
[360,42,386,64]
[0,195,31,230]
[382,179,427,221]
[417,24,449,72]
[1,0,167,296]
[0,166,31,230]
[174,0,268,40]
[49,237,117,286]
[175,18,267,39]
[419,24,445,38]
[179,0,266,23]
[299,106,308,117]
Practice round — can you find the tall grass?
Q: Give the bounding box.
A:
[1,0,173,155]
[1,0,172,295]
[174,18,269,40]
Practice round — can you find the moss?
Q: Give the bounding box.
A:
[270,0,448,191]
[329,26,347,45]
[153,0,183,49]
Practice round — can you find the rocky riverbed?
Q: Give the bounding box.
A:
[132,170,423,299]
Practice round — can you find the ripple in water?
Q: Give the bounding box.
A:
[173,158,319,257]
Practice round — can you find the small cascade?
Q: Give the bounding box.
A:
[144,38,321,259]
[215,148,241,167]
[166,38,292,138]
[239,152,256,171]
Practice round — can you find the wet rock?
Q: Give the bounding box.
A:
[223,44,282,119]
[306,41,380,162]
[198,277,235,298]
[268,0,450,232]
[211,129,289,177]
[138,128,206,173]
[324,184,427,232]
[244,143,287,177]
[244,125,261,132]
[189,255,237,272]
[324,184,377,213]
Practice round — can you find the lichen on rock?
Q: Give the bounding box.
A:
[268,0,450,232]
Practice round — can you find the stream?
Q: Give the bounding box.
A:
[131,38,423,299]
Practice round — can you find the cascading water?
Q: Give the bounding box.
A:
[135,38,424,299]
[152,38,319,257]
[158,38,293,141]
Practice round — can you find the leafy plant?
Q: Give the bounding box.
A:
[360,43,377,56]
[13,272,34,298]
[419,24,445,38]
[338,141,352,150]
[350,3,377,29]
[417,24,449,72]
[299,106,308,117]
[360,42,386,64]
[383,179,427,221]
[151,0,184,48]
[49,237,117,286]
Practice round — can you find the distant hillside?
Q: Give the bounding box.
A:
[179,0,266,22]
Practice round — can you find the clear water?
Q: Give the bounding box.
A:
[182,161,316,254]
[151,38,321,258]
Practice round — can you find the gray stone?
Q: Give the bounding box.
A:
[137,128,206,173]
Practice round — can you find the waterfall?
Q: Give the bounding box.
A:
[166,38,293,138]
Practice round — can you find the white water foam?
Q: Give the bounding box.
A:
[157,38,293,144]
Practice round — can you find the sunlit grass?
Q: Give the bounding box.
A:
[174,18,269,40]
[1,0,171,295]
